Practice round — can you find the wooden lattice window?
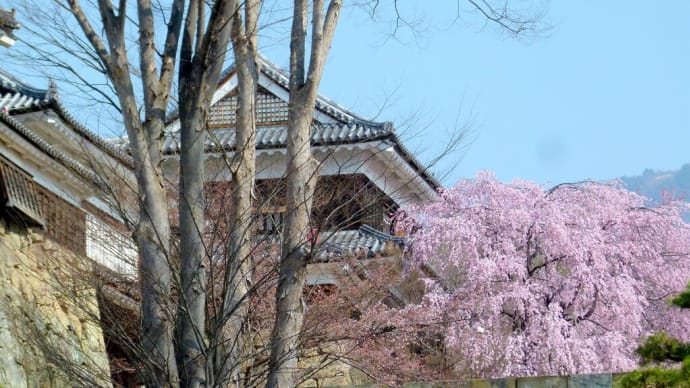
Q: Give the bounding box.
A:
[35,183,86,256]
[313,174,393,231]
[252,175,394,233]
[208,89,289,127]
[0,156,45,227]
[255,91,289,123]
[0,156,86,254]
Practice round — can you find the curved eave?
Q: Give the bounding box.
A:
[0,110,101,187]
[162,122,393,154]
[0,97,134,170]
[170,54,389,130]
[384,132,442,193]
[47,100,134,169]
[162,121,440,198]
[0,68,50,101]
[0,68,133,170]
[374,141,440,203]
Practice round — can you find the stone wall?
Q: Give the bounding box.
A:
[324,373,632,387]
[297,344,372,387]
[0,219,111,387]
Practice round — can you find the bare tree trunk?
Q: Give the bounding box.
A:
[67,1,252,384]
[66,0,184,385]
[268,0,341,386]
[177,3,209,386]
[214,1,260,385]
[177,0,237,386]
[137,165,178,386]
[136,0,182,379]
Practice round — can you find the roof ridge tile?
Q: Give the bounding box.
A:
[0,110,99,184]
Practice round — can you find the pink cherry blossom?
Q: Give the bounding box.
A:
[393,173,690,379]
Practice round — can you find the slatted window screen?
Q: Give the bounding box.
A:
[208,90,289,127]
[0,155,86,254]
[0,156,45,227]
[35,184,86,255]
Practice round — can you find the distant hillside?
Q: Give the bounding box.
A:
[620,164,690,204]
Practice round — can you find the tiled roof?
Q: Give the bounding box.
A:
[0,61,440,191]
[314,224,404,261]
[163,121,440,191]
[216,54,383,127]
[163,121,393,153]
[262,224,403,260]
[0,68,53,112]
[0,68,133,168]
[49,99,134,168]
[202,54,441,191]
[0,90,45,112]
[0,110,99,184]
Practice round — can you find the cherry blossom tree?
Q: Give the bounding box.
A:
[387,172,690,379]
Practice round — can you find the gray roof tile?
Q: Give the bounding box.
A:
[163,120,441,191]
[217,54,382,127]
[163,122,393,154]
[0,68,133,168]
[207,55,441,190]
[0,68,52,112]
[314,224,404,260]
[0,110,99,184]
[0,60,440,191]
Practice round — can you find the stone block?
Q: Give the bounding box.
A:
[0,230,111,387]
[485,378,517,388]
[28,230,43,243]
[400,380,517,388]
[517,376,567,388]
[569,373,611,388]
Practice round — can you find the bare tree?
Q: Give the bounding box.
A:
[180,0,263,385]
[216,1,260,384]
[267,0,342,386]
[15,0,250,386]
[63,1,184,384]
[175,1,252,385]
[5,0,547,386]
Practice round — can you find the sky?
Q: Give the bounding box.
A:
[260,1,690,186]
[5,1,689,187]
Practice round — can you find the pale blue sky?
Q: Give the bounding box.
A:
[263,1,690,186]
[7,1,689,187]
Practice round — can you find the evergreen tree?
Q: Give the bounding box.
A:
[622,284,690,387]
